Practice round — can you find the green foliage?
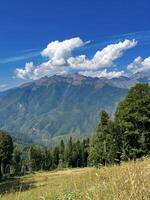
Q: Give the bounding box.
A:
[115,83,150,159]
[0,131,13,179]
[25,137,90,173]
[88,111,118,166]
[12,146,22,176]
[81,138,89,167]
[28,145,45,172]
[89,84,150,166]
[52,147,60,168]
[44,149,52,170]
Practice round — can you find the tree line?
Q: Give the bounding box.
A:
[0,83,150,180]
[0,134,90,179]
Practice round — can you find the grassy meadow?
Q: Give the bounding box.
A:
[0,158,150,200]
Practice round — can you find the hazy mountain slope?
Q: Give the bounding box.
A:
[131,71,150,83]
[0,74,127,144]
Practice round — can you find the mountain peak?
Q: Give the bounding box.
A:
[131,71,150,82]
[11,71,150,93]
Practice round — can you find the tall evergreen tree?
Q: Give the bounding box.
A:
[88,111,117,166]
[44,149,52,170]
[28,145,44,172]
[58,140,65,168]
[12,146,22,176]
[115,83,150,159]
[52,147,60,168]
[64,137,73,167]
[82,138,89,167]
[0,131,13,179]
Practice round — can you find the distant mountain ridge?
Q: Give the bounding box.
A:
[0,72,149,145]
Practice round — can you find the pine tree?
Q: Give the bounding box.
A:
[115,83,150,160]
[58,140,65,168]
[52,147,60,168]
[12,146,22,176]
[44,149,52,170]
[28,145,43,172]
[81,139,89,167]
[0,131,13,179]
[64,137,73,167]
[88,111,117,166]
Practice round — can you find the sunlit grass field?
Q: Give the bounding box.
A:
[0,158,150,200]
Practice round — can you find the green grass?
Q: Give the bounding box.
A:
[0,158,150,200]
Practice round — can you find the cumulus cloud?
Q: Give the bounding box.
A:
[15,37,86,79]
[41,37,86,66]
[79,69,124,79]
[16,62,34,79]
[15,37,137,80]
[127,56,150,73]
[68,39,137,70]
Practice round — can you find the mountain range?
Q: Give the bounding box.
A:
[0,71,149,145]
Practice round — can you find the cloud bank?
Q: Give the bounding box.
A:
[68,39,137,70]
[15,37,137,80]
[127,56,150,73]
[79,69,124,79]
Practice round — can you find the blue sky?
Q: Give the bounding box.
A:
[0,0,150,90]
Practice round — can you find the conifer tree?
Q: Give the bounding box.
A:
[115,83,150,159]
[64,137,73,167]
[0,131,13,179]
[88,111,117,166]
[28,145,43,172]
[12,146,22,176]
[52,147,60,168]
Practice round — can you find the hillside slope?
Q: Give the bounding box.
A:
[0,74,127,144]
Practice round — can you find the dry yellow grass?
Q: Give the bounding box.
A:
[0,158,150,200]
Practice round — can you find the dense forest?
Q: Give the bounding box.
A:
[0,83,150,180]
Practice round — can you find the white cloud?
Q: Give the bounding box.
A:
[16,62,34,79]
[67,39,137,70]
[127,56,150,73]
[79,69,124,79]
[41,37,86,66]
[33,62,68,79]
[15,37,86,79]
[15,38,137,80]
